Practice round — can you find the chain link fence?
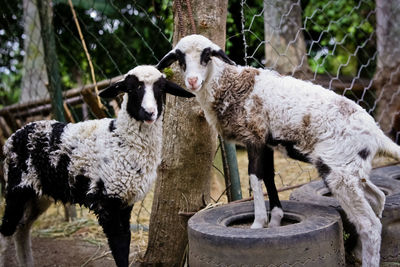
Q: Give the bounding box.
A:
[0,0,399,261]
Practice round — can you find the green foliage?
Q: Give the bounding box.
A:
[0,0,23,106]
[52,0,174,89]
[343,229,350,242]
[162,67,174,80]
[226,0,265,67]
[0,72,21,108]
[0,0,378,109]
[303,0,376,77]
[226,0,376,78]
[0,0,173,105]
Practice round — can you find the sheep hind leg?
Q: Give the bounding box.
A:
[0,235,11,267]
[362,179,385,218]
[328,172,381,267]
[14,197,51,267]
[0,187,35,267]
[260,146,282,228]
[97,199,133,267]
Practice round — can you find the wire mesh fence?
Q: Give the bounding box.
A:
[0,0,399,262]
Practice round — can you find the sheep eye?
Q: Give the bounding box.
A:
[175,49,186,71]
[200,48,212,66]
[178,60,186,71]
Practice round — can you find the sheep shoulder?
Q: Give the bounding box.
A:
[62,118,162,203]
[206,65,267,145]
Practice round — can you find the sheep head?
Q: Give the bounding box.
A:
[99,65,194,124]
[156,35,235,92]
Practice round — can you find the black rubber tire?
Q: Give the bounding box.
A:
[188,200,345,266]
[289,165,400,264]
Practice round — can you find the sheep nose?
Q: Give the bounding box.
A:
[145,109,155,117]
[146,110,154,116]
[188,77,198,87]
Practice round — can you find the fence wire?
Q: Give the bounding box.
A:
[0,0,400,261]
[224,0,400,199]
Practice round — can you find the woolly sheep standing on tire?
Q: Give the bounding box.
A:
[0,65,194,267]
[156,34,400,267]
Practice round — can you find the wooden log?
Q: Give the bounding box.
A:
[10,96,83,119]
[0,75,123,117]
[2,111,20,132]
[63,102,75,123]
[81,87,107,119]
[0,117,12,138]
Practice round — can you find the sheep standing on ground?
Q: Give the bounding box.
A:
[157,34,400,267]
[0,65,194,267]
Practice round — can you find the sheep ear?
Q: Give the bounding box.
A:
[211,49,236,65]
[157,50,178,70]
[165,80,195,98]
[99,80,127,99]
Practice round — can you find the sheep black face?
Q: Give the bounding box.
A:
[156,35,235,92]
[100,65,194,123]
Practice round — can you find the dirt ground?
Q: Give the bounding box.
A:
[4,237,118,267]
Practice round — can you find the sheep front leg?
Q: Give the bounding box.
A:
[14,198,51,267]
[96,200,133,267]
[248,145,268,229]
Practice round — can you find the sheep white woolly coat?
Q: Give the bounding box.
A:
[201,64,392,163]
[3,95,162,205]
[156,34,400,267]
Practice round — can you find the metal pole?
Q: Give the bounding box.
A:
[219,136,242,201]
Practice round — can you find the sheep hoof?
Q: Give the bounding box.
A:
[250,218,268,229]
[268,220,281,228]
[268,207,284,228]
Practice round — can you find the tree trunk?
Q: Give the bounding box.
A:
[141,0,227,265]
[264,0,310,77]
[20,0,49,103]
[374,0,400,135]
[227,0,246,65]
[37,0,77,221]
[37,0,65,122]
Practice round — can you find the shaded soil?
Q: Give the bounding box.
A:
[4,237,139,267]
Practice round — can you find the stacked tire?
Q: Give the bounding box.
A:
[188,200,345,266]
[290,165,400,264]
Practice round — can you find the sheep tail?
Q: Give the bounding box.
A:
[376,132,400,161]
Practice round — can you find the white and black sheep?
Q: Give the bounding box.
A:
[0,65,194,267]
[156,34,400,267]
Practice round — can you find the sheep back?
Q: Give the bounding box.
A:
[3,118,162,206]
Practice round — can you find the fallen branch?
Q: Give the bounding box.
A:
[230,182,309,204]
[178,182,310,217]
[0,75,123,118]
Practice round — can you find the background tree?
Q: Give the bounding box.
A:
[264,0,309,76]
[142,0,228,264]
[374,0,400,134]
[302,0,375,78]
[20,0,48,102]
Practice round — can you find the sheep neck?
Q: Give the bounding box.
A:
[201,63,266,145]
[115,98,163,153]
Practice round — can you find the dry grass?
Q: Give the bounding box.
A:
[211,148,319,202]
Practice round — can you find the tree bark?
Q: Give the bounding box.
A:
[141,0,227,265]
[374,0,400,135]
[20,0,49,103]
[37,0,65,122]
[264,0,310,77]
